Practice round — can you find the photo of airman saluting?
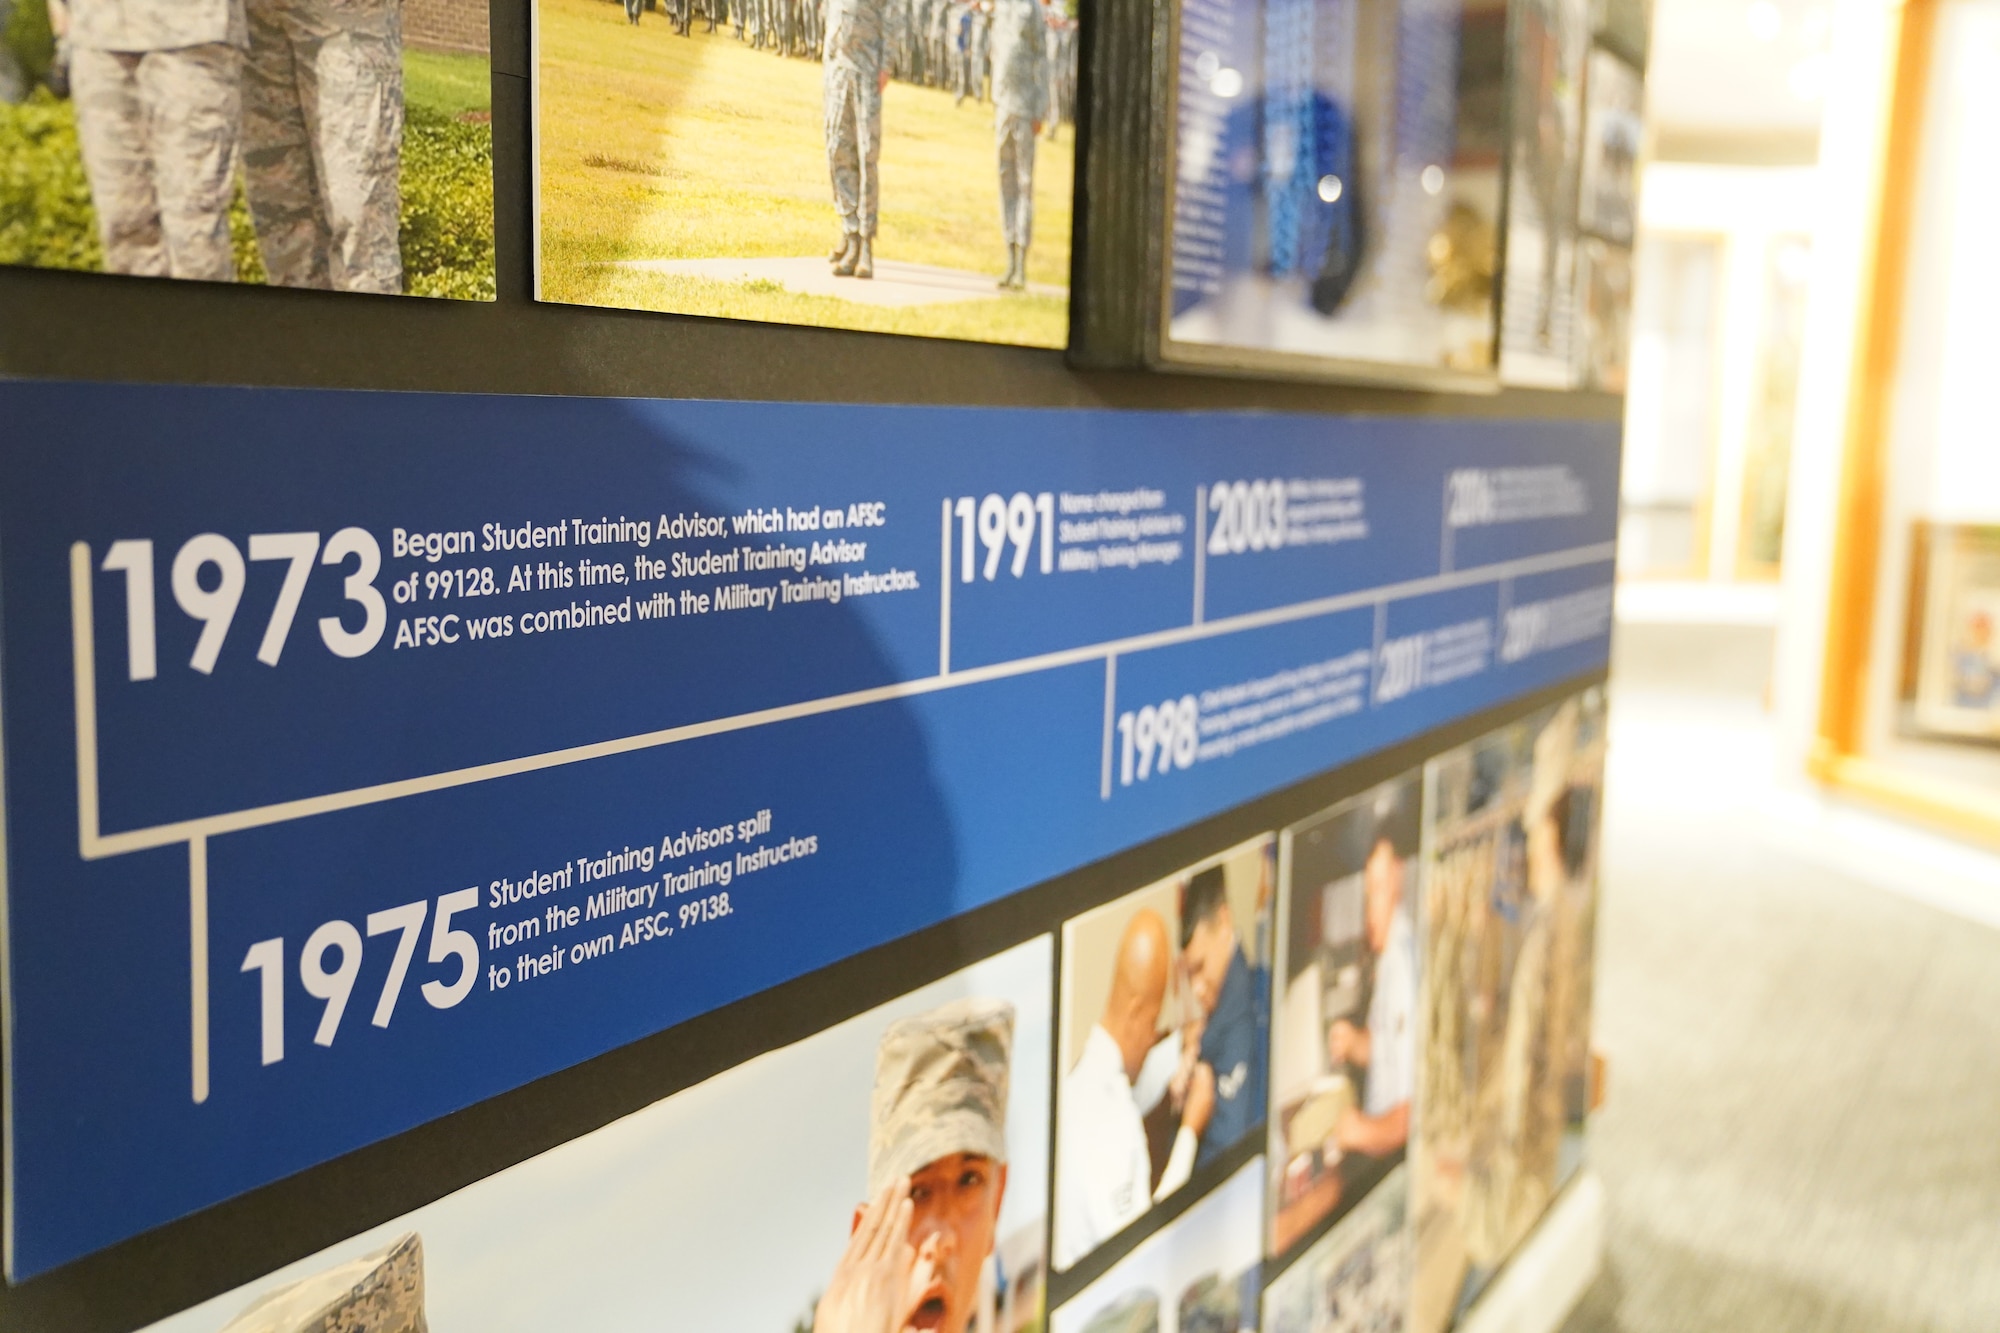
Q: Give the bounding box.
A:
[141,940,1051,1333]
[814,998,1017,1333]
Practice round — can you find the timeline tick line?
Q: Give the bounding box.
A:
[69,540,1616,862]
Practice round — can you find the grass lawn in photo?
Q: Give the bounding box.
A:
[534,0,1072,346]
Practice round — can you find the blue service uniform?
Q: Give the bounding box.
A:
[1196,948,1269,1164]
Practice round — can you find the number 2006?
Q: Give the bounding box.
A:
[239,888,480,1067]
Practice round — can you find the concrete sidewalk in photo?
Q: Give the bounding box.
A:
[608,256,1066,307]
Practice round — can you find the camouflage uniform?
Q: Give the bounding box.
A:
[822,0,886,240]
[967,5,988,103]
[990,0,1045,275]
[925,0,945,84]
[219,1232,427,1332]
[0,0,26,104]
[66,0,246,280]
[1041,15,1059,138]
[240,0,404,294]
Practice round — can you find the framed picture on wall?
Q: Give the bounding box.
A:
[1069,0,1515,389]
[1577,47,1642,248]
[0,0,496,298]
[1494,0,1591,388]
[1152,0,1504,385]
[1905,522,2000,742]
[531,0,1079,347]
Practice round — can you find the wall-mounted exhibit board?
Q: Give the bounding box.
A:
[0,5,1625,1320]
[0,381,1612,1271]
[0,384,1617,1332]
[1070,0,1645,388]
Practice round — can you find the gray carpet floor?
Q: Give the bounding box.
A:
[1560,687,2000,1333]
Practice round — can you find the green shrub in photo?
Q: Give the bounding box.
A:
[0,90,98,270]
[0,42,494,297]
[3,0,56,90]
[402,104,495,301]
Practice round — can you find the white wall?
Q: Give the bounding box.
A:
[1627,161,1818,581]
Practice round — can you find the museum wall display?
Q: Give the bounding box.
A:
[0,0,1636,1322]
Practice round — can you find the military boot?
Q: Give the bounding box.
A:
[854,238,875,279]
[829,232,858,268]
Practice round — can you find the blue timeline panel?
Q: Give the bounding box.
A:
[0,383,1618,1278]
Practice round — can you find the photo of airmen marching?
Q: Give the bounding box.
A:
[534,0,1078,344]
[0,0,496,296]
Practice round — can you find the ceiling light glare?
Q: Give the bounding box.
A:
[1211,67,1244,98]
[1420,165,1446,195]
[1318,174,1344,203]
[1747,0,1781,40]
[1788,51,1829,101]
[1195,51,1221,81]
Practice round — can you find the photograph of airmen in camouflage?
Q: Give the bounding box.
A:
[1570,48,1639,391]
[1409,690,1605,1333]
[0,0,495,297]
[1051,1157,1265,1333]
[1054,838,1275,1273]
[139,937,1053,1333]
[1260,1166,1410,1333]
[534,0,1079,344]
[1267,777,1421,1259]
[1494,0,1589,386]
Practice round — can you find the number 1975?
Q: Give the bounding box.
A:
[239,887,479,1067]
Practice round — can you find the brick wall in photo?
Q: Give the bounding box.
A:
[405,0,490,55]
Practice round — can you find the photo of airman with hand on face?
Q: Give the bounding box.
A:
[816,997,1016,1333]
[144,939,1052,1333]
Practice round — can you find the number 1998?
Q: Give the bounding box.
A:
[1116,695,1199,786]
